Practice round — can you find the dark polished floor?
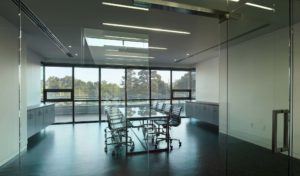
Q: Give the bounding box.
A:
[0,119,299,176]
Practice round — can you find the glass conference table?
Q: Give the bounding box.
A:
[118,106,170,155]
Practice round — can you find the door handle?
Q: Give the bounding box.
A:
[272,109,289,153]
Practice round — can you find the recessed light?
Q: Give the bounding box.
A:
[186,53,191,56]
[68,45,72,48]
[245,2,275,11]
[102,2,149,11]
[102,23,191,35]
[74,53,78,56]
[105,54,154,59]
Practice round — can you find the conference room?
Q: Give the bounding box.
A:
[1,0,300,175]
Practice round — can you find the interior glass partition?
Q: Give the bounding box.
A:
[223,0,295,175]
[293,0,300,174]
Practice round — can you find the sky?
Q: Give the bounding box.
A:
[45,67,181,85]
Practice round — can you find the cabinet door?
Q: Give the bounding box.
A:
[35,108,44,132]
[49,105,55,124]
[27,110,35,138]
[44,106,50,126]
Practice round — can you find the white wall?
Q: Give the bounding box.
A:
[26,50,42,106]
[195,57,220,103]
[0,16,27,166]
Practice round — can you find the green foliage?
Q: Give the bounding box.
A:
[45,70,190,100]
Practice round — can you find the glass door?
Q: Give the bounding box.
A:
[223,0,292,175]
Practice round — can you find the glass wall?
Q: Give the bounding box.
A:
[127,69,150,109]
[45,66,73,123]
[74,67,99,122]
[43,66,194,123]
[171,70,192,116]
[222,0,294,175]
[151,70,171,100]
[101,68,125,121]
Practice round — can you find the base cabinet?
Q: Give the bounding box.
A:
[27,104,55,138]
[186,101,219,126]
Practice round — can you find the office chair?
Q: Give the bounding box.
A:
[156,102,165,112]
[151,102,158,110]
[104,107,134,155]
[154,105,183,150]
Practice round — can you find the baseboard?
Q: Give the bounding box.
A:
[0,146,27,168]
[0,151,19,168]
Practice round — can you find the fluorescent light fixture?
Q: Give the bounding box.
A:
[103,23,191,35]
[245,2,275,11]
[104,35,148,41]
[105,54,154,59]
[148,46,167,50]
[86,37,167,50]
[229,0,240,2]
[102,2,149,11]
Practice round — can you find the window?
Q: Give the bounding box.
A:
[191,71,196,99]
[45,67,72,89]
[45,66,73,123]
[172,71,190,90]
[101,68,125,120]
[43,65,193,123]
[151,70,170,100]
[74,67,99,122]
[127,69,150,100]
[74,68,99,101]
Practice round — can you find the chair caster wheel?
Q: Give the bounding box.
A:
[170,146,173,150]
[179,142,182,147]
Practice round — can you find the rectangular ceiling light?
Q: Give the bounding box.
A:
[102,23,191,35]
[105,54,155,59]
[104,35,148,41]
[245,2,275,11]
[86,37,167,50]
[148,46,167,50]
[229,0,240,2]
[102,2,149,11]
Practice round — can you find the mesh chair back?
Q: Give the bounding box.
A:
[170,106,183,126]
[157,102,165,111]
[163,104,172,114]
[151,102,158,110]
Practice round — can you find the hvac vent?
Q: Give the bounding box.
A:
[11,0,73,57]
